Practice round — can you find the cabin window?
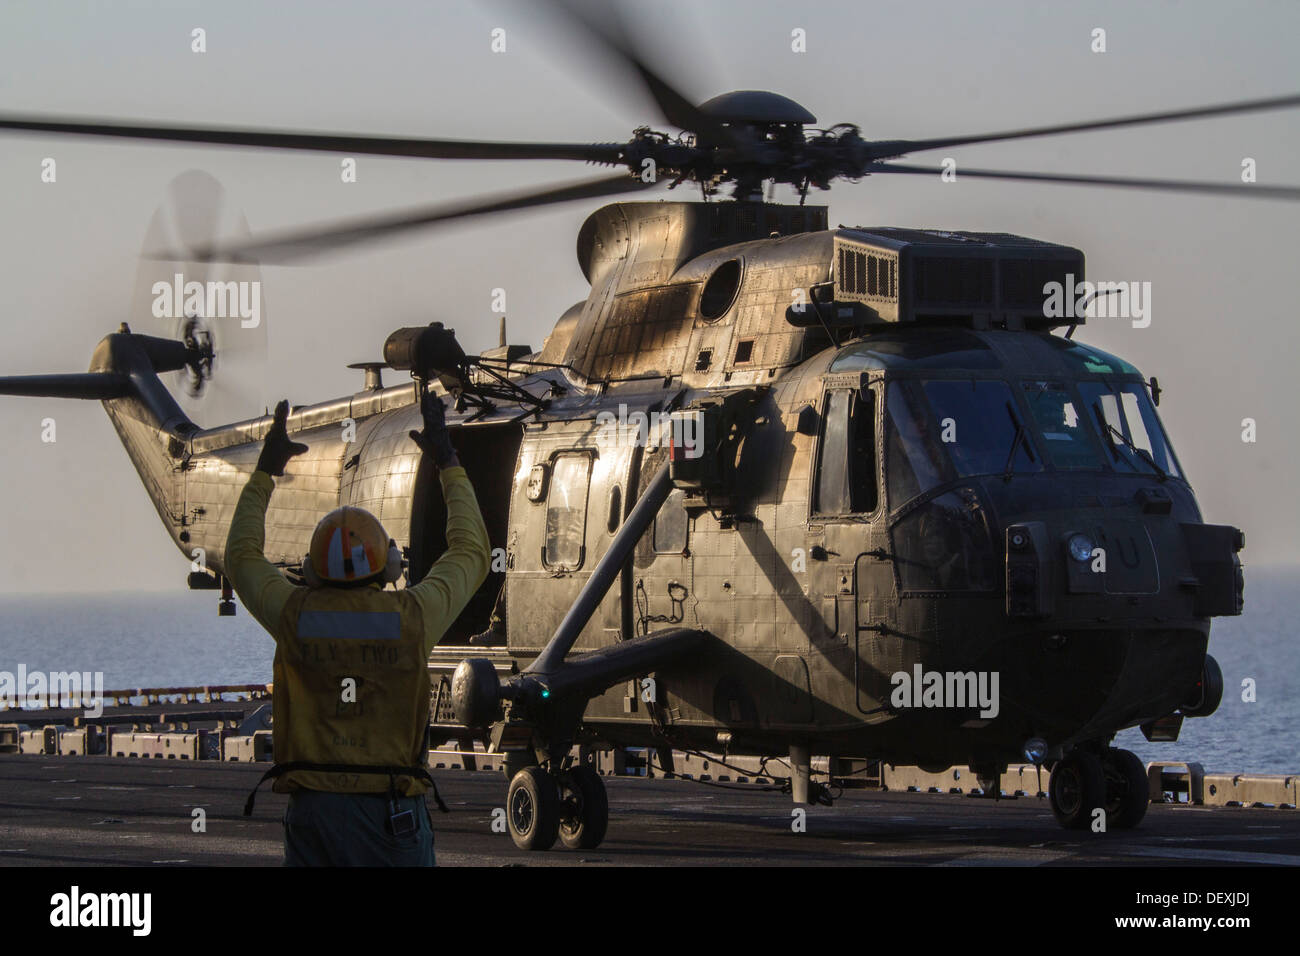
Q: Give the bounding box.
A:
[814,389,878,515]
[652,487,688,553]
[544,453,592,570]
[607,485,622,534]
[700,259,742,320]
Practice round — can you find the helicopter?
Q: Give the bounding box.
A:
[0,2,1285,852]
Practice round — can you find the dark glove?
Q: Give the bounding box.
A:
[257,400,309,477]
[408,390,459,468]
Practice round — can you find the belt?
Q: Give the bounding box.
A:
[244,761,449,816]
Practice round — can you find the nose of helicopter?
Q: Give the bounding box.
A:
[997,506,1243,624]
[873,474,1244,750]
[983,488,1241,746]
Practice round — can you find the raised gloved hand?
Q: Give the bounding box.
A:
[257,400,309,477]
[408,390,459,468]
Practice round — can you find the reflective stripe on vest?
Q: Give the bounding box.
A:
[297,610,402,640]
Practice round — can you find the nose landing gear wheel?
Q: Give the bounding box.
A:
[507,765,559,851]
[1182,654,1224,718]
[558,765,609,850]
[1102,747,1149,829]
[1049,751,1106,830]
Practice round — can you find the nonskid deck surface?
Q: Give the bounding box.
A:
[0,756,1296,866]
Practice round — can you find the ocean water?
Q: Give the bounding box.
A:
[0,567,1294,773]
[0,589,275,690]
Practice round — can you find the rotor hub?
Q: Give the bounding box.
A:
[179,313,215,398]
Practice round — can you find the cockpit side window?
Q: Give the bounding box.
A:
[851,389,879,513]
[814,388,878,515]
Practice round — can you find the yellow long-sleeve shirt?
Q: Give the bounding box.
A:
[224,465,490,794]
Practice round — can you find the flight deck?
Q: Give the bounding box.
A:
[0,755,1297,867]
[0,688,1294,867]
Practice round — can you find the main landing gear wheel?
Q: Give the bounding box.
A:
[558,765,609,850]
[507,766,559,851]
[1102,747,1149,829]
[1049,751,1106,829]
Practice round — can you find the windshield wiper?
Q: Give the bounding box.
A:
[1001,402,1035,482]
[1090,401,1167,481]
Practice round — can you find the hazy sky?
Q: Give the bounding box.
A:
[0,0,1297,592]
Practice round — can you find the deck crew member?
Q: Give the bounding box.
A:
[225,392,489,866]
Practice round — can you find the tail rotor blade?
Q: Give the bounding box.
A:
[131,170,268,423]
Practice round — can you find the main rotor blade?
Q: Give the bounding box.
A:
[868,162,1300,200]
[864,93,1300,161]
[0,113,624,164]
[152,173,650,264]
[541,0,734,145]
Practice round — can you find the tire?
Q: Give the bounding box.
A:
[1102,747,1149,829]
[1049,751,1106,830]
[507,766,559,851]
[1183,654,1223,718]
[557,765,609,850]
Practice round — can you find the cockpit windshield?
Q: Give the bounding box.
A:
[883,374,1182,510]
[884,381,951,506]
[921,380,1041,478]
[1077,381,1181,478]
[1020,381,1102,469]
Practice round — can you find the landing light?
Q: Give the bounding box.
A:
[1023,737,1048,764]
[1067,533,1094,563]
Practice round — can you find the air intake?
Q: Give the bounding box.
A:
[830,228,1084,329]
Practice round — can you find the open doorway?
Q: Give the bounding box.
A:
[408,421,521,644]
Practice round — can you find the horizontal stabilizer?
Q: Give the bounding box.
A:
[0,372,133,399]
